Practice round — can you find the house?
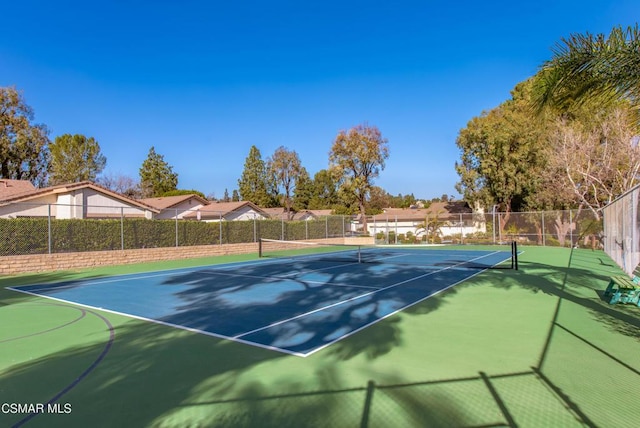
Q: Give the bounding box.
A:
[182,201,269,222]
[0,180,158,219]
[261,208,334,221]
[368,201,485,239]
[139,194,209,219]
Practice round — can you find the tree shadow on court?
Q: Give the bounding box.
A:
[152,259,468,358]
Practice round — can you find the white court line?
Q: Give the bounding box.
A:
[233,251,504,342]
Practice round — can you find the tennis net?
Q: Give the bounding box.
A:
[259,238,366,263]
[258,238,518,269]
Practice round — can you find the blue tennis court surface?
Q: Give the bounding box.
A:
[9,247,512,356]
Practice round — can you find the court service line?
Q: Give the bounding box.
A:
[233,251,503,340]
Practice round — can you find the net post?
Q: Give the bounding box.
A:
[258,238,263,258]
[511,241,515,269]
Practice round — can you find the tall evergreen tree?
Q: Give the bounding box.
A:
[49,134,106,184]
[238,145,277,206]
[292,167,313,211]
[139,146,178,197]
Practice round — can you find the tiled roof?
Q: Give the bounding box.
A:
[182,201,268,219]
[139,194,209,210]
[0,180,158,211]
[0,179,37,200]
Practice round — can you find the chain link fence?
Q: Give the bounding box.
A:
[0,203,604,256]
[370,209,602,248]
[603,184,640,275]
[0,203,352,256]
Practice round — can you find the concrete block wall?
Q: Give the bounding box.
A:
[0,243,258,275]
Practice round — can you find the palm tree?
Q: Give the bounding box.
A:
[415,211,445,244]
[532,24,640,112]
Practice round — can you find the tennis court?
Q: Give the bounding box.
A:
[2,244,638,428]
[8,243,514,356]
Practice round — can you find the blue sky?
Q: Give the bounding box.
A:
[1,1,638,200]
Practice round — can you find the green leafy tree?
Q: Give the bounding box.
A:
[368,186,391,212]
[139,146,178,198]
[455,80,548,234]
[0,86,50,186]
[533,25,640,113]
[48,134,106,184]
[329,123,390,227]
[238,145,277,206]
[267,146,303,219]
[309,169,339,209]
[232,189,240,202]
[222,188,230,202]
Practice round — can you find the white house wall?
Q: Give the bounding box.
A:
[367,219,486,238]
[83,189,144,217]
[224,207,268,221]
[155,201,207,220]
[0,189,153,219]
[0,195,58,218]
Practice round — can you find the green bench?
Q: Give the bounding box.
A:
[604,264,640,306]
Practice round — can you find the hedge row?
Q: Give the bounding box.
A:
[0,216,350,256]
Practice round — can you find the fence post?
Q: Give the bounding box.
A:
[47,204,52,254]
[120,207,124,250]
[253,215,257,243]
[175,209,179,247]
[570,209,573,248]
[542,211,546,246]
[325,216,328,239]
[373,216,376,242]
[219,213,223,245]
[395,215,398,244]
[460,213,463,244]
